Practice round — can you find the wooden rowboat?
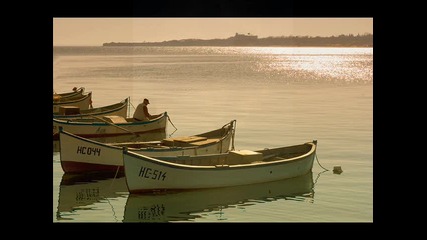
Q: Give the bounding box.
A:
[53,92,93,112]
[53,112,168,141]
[59,120,236,173]
[53,87,85,101]
[53,97,129,119]
[123,140,317,193]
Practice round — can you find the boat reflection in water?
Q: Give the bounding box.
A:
[53,131,167,152]
[56,172,128,221]
[123,171,315,222]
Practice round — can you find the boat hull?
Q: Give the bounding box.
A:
[59,120,235,174]
[53,92,92,112]
[53,112,168,141]
[53,97,129,119]
[123,141,317,193]
[54,87,84,100]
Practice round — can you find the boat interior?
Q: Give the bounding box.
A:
[152,144,313,166]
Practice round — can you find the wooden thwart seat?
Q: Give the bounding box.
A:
[102,115,128,124]
[168,136,208,143]
[162,136,208,147]
[227,150,263,165]
[187,138,219,146]
[58,106,80,115]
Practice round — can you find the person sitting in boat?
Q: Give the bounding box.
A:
[133,98,161,121]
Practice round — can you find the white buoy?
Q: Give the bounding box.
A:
[333,166,343,174]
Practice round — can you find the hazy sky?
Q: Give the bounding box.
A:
[53,18,373,46]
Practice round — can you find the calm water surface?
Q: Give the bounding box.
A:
[53,46,373,222]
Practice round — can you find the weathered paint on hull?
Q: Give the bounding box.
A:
[61,161,124,174]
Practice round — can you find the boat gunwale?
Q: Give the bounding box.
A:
[59,119,235,152]
[53,92,92,105]
[54,88,85,99]
[123,141,317,170]
[53,97,129,118]
[53,111,167,126]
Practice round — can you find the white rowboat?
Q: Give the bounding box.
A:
[53,97,129,119]
[53,92,93,112]
[59,120,236,173]
[123,140,318,193]
[53,112,168,141]
[53,87,85,100]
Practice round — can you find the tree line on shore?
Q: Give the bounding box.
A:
[103,33,373,47]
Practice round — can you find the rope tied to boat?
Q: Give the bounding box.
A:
[315,154,329,171]
[167,115,178,131]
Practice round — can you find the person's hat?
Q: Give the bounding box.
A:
[144,98,150,104]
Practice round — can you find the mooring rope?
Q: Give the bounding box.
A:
[315,154,329,171]
[108,165,121,190]
[167,115,178,131]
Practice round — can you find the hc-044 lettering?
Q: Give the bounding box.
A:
[77,146,101,156]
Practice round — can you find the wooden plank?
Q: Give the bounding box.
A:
[187,138,219,146]
[164,136,207,143]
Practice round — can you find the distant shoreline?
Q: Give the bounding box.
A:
[101,44,373,47]
[102,33,373,47]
